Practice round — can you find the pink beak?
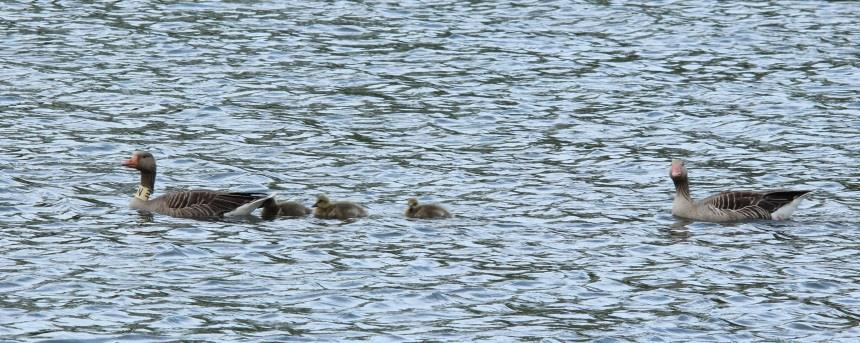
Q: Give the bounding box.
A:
[121,155,138,168]
[670,163,683,177]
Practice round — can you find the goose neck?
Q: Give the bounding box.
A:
[136,170,156,201]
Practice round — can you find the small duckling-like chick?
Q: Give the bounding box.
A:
[313,194,368,220]
[262,201,312,219]
[405,198,452,219]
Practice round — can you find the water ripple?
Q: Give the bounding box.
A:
[0,1,858,341]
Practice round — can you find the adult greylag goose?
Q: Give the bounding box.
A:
[121,151,275,218]
[670,159,811,222]
[261,201,312,219]
[312,194,367,220]
[405,198,452,219]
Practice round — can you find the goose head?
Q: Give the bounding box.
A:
[670,159,689,187]
[406,198,419,209]
[670,159,687,177]
[122,151,156,173]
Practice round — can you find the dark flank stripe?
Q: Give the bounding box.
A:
[702,190,810,220]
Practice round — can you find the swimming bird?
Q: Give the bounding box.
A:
[261,200,312,219]
[669,159,811,222]
[121,151,274,218]
[405,198,452,219]
[312,194,368,220]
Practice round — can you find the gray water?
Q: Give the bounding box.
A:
[1,1,859,341]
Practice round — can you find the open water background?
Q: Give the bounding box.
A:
[1,1,859,341]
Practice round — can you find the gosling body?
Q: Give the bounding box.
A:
[313,194,368,220]
[405,198,452,219]
[262,201,312,219]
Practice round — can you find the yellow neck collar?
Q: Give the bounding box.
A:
[134,185,151,201]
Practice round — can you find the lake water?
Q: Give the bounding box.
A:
[1,1,859,341]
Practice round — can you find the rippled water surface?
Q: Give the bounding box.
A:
[1,1,859,341]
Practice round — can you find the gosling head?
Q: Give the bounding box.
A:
[407,198,419,208]
[313,194,332,209]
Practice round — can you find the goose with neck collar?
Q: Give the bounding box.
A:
[121,151,274,218]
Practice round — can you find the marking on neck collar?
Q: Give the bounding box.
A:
[134,185,151,201]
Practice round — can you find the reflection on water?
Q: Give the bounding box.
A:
[660,218,695,241]
[1,1,859,341]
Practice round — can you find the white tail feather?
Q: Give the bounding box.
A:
[771,192,812,220]
[225,193,275,217]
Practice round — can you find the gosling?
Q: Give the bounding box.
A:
[405,198,452,219]
[262,201,312,219]
[313,194,368,220]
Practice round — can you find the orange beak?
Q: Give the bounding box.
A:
[121,155,138,168]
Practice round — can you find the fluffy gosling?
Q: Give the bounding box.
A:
[262,201,312,219]
[405,198,452,219]
[313,194,368,220]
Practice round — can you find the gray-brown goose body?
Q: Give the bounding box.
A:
[312,194,367,220]
[405,198,452,219]
[670,160,811,222]
[122,151,274,218]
